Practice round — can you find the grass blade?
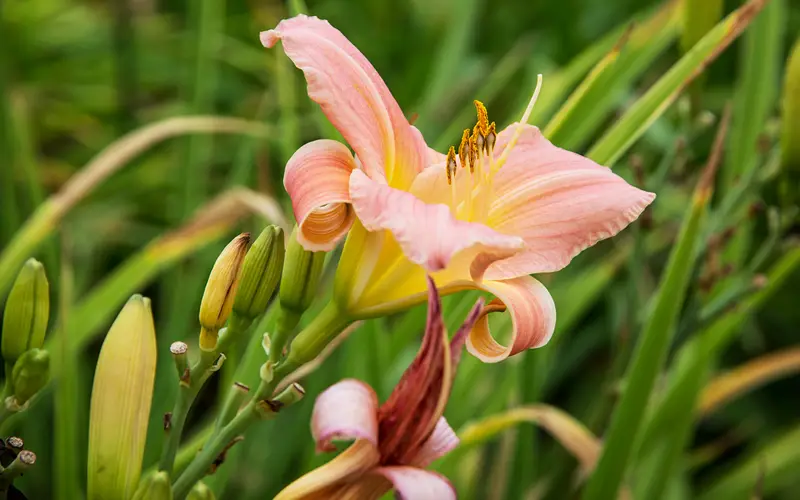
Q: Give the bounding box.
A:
[588,0,771,167]
[581,110,723,500]
[545,2,678,151]
[697,424,800,500]
[0,116,271,300]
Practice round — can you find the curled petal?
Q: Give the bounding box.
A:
[312,379,379,453]
[350,169,523,272]
[285,140,357,251]
[466,276,556,363]
[262,15,426,187]
[373,466,457,500]
[274,439,380,500]
[409,417,459,467]
[486,124,655,279]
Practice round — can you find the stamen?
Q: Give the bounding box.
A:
[446,146,458,207]
[474,100,489,135]
[486,122,497,153]
[493,74,543,172]
[458,129,471,171]
[445,146,457,185]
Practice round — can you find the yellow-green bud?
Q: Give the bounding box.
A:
[131,471,173,500]
[233,225,285,321]
[9,348,50,408]
[88,295,157,500]
[187,481,216,500]
[279,228,325,315]
[199,233,250,350]
[2,259,49,367]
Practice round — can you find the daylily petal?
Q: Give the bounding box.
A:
[274,439,380,500]
[285,140,357,251]
[373,466,457,500]
[312,379,379,453]
[350,169,523,272]
[485,124,655,279]
[466,275,556,363]
[409,417,459,467]
[262,15,426,187]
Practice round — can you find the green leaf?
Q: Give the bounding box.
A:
[545,3,678,151]
[680,0,724,54]
[588,0,772,167]
[581,146,715,500]
[697,424,800,500]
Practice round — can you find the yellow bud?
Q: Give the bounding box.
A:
[199,233,250,350]
[187,481,216,500]
[233,226,285,321]
[9,348,50,408]
[279,228,325,315]
[88,295,157,500]
[2,259,49,367]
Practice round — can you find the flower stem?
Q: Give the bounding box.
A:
[172,399,258,499]
[158,325,241,475]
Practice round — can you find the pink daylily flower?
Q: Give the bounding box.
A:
[274,278,482,500]
[262,15,655,362]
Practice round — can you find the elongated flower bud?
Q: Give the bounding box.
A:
[2,259,49,367]
[187,481,216,500]
[279,227,325,315]
[199,234,250,350]
[9,348,49,408]
[131,471,173,500]
[233,226,285,322]
[88,295,157,500]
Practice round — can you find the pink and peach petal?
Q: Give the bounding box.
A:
[409,417,460,467]
[466,276,557,363]
[485,124,655,279]
[261,15,426,186]
[284,140,357,251]
[350,169,523,272]
[374,466,457,500]
[274,439,380,500]
[312,379,379,453]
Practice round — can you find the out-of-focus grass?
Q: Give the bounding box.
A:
[1,0,799,499]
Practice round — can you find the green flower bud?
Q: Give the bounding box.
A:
[2,259,49,367]
[187,481,216,500]
[131,471,173,500]
[233,225,285,322]
[279,227,325,315]
[199,233,250,350]
[9,348,49,408]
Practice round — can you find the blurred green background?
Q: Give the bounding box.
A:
[1,0,799,498]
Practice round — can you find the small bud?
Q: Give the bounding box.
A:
[199,234,250,351]
[131,471,173,500]
[261,333,271,357]
[187,481,216,500]
[233,226,285,321]
[88,295,157,500]
[2,259,49,367]
[279,228,325,315]
[10,348,50,407]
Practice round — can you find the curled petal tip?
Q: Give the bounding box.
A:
[260,29,280,48]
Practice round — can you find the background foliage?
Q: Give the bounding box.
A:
[1,0,799,498]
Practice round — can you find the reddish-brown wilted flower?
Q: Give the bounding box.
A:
[275,277,482,500]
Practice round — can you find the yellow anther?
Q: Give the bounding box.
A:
[445,146,457,185]
[473,100,490,135]
[486,122,497,153]
[472,126,485,156]
[458,129,471,170]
